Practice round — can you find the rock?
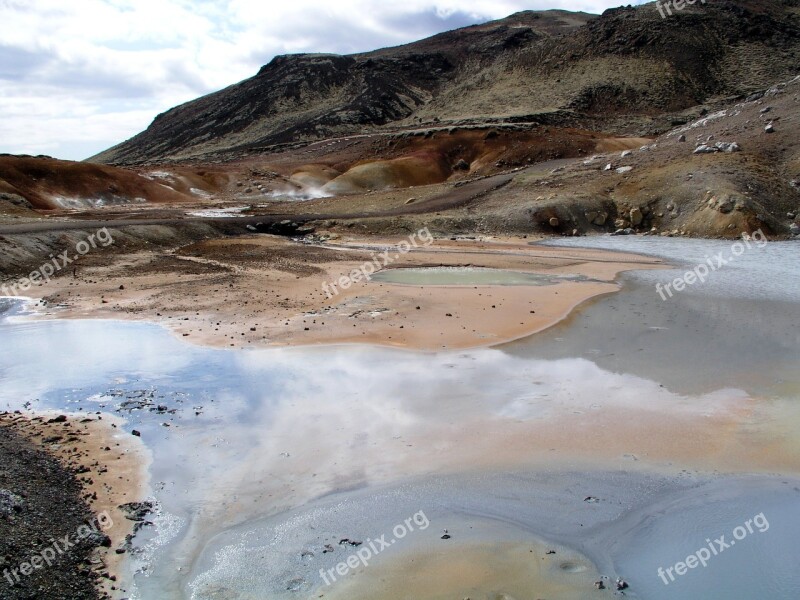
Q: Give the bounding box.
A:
[253,221,314,236]
[611,229,627,236]
[693,144,717,154]
[0,192,32,208]
[118,500,155,522]
[453,159,470,171]
[790,223,800,236]
[787,212,796,219]
[715,141,741,152]
[48,415,68,423]
[405,198,417,204]
[0,489,25,517]
[630,208,644,226]
[760,106,773,114]
[717,200,734,214]
[765,122,775,133]
[604,163,613,171]
[549,217,560,227]
[616,166,633,174]
[594,212,608,226]
[585,211,599,223]
[131,430,141,437]
[616,578,629,590]
[678,134,686,142]
[595,580,605,590]
[614,219,628,229]
[621,150,633,158]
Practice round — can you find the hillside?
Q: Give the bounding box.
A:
[91,1,800,165]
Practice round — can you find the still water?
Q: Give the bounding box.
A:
[0,237,798,599]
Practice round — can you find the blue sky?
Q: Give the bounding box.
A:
[0,0,649,161]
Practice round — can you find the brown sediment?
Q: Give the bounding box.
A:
[323,542,607,600]
[26,235,668,352]
[0,411,150,598]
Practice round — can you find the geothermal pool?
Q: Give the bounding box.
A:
[0,237,798,599]
[371,266,588,286]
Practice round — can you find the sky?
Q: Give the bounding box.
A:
[0,0,649,161]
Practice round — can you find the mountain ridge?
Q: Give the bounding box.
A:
[92,2,800,165]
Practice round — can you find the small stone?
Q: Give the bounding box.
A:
[549,217,559,227]
[765,122,775,133]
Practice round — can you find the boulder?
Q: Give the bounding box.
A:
[630,208,644,226]
[715,142,741,152]
[593,212,608,226]
[694,144,717,154]
[0,192,32,208]
[0,489,24,517]
[718,200,734,214]
[549,217,560,227]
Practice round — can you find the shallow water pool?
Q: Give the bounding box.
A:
[371,266,586,286]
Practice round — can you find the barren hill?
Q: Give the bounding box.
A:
[91,1,800,165]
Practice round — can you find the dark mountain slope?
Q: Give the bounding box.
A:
[92,1,800,165]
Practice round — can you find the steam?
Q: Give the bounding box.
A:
[269,186,332,201]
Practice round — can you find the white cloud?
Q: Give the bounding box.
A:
[0,0,648,161]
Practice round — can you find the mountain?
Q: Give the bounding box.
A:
[91,1,800,165]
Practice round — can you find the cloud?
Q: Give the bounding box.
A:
[0,0,649,161]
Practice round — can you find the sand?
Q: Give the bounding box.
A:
[0,411,150,597]
[22,235,667,351]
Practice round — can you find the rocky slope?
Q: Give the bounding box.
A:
[0,155,232,210]
[92,1,800,165]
